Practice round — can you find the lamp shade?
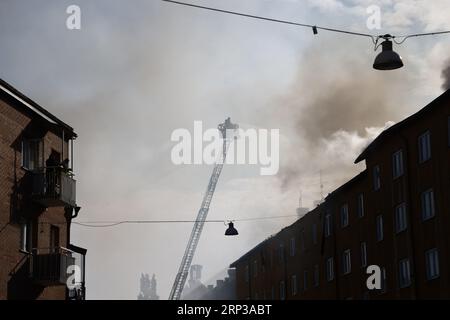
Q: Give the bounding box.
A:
[225,222,238,236]
[373,40,403,70]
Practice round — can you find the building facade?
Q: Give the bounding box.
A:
[0,79,86,300]
[230,89,450,300]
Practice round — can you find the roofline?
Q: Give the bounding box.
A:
[355,88,450,164]
[0,79,77,138]
[325,169,367,199]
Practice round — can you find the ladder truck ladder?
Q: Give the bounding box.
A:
[169,118,238,300]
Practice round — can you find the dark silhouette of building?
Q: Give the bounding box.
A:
[231,88,450,300]
[0,79,86,300]
[137,273,159,300]
[182,265,236,300]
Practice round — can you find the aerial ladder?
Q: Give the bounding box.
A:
[169,118,238,300]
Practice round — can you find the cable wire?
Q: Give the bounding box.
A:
[162,0,450,46]
[60,214,300,228]
[161,0,377,42]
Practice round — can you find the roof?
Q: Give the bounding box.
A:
[0,78,77,138]
[326,169,367,199]
[355,88,450,164]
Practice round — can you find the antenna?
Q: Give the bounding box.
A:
[320,170,324,201]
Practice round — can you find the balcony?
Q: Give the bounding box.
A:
[30,247,76,286]
[32,167,76,207]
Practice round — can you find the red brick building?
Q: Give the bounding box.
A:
[0,79,86,300]
[230,88,450,300]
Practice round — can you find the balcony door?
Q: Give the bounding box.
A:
[50,225,60,253]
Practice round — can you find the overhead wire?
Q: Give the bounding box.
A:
[161,0,450,47]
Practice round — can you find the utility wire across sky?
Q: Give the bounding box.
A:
[161,0,450,46]
[38,214,300,228]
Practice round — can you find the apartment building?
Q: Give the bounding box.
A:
[230,88,450,300]
[0,79,86,300]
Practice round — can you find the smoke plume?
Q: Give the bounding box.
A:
[442,61,450,90]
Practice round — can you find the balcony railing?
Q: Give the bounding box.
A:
[32,166,76,207]
[30,247,76,286]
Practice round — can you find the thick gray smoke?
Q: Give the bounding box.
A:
[442,61,450,90]
[273,40,410,191]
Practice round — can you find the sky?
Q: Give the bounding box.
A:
[1,0,450,299]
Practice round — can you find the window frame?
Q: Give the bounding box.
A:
[392,149,404,179]
[340,203,349,228]
[399,258,412,288]
[395,202,408,233]
[418,131,431,163]
[425,248,440,280]
[376,215,384,242]
[342,249,352,275]
[421,188,435,221]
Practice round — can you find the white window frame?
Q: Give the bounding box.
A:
[20,222,31,252]
[21,138,44,171]
[395,202,407,233]
[425,248,440,280]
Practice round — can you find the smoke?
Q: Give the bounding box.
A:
[272,39,409,194]
[442,60,450,90]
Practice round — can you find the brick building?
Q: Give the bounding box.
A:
[230,88,450,300]
[0,79,86,300]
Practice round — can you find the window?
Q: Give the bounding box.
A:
[373,165,381,190]
[50,225,59,253]
[290,237,296,257]
[340,204,349,228]
[279,281,286,300]
[360,242,367,268]
[418,131,431,163]
[324,213,332,238]
[392,149,404,178]
[425,248,440,280]
[395,203,407,233]
[312,224,318,245]
[342,249,351,275]
[357,193,364,218]
[326,257,334,282]
[291,275,297,296]
[253,260,258,278]
[245,265,249,283]
[421,189,435,221]
[303,270,308,291]
[313,264,319,287]
[399,258,411,288]
[376,215,383,242]
[271,286,275,300]
[20,222,31,252]
[21,139,44,170]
